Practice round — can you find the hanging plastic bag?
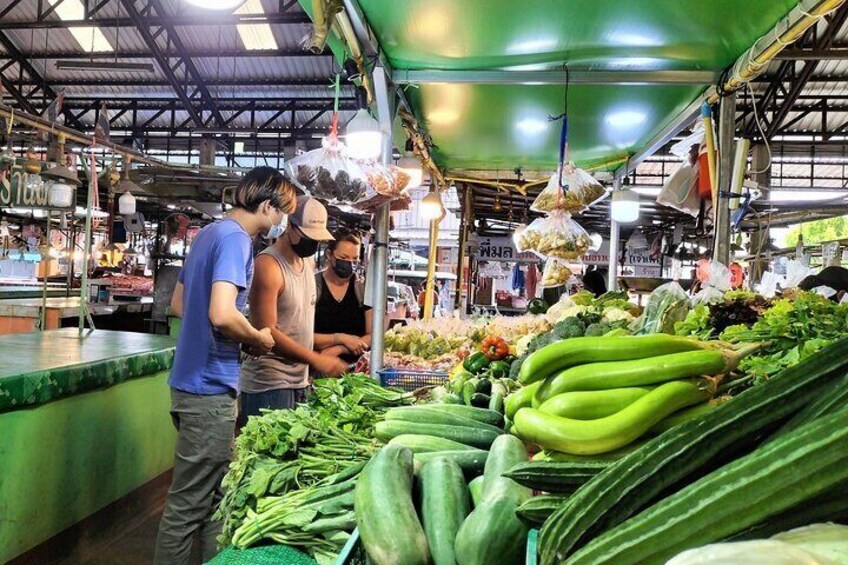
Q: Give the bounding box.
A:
[692,260,732,306]
[285,135,368,206]
[657,163,700,218]
[541,258,573,288]
[354,163,411,213]
[783,258,813,290]
[531,162,609,213]
[513,210,591,260]
[758,270,780,298]
[631,281,690,334]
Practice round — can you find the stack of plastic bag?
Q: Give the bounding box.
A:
[692,260,731,306]
[631,281,690,334]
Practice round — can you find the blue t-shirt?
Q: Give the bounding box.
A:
[169,219,254,395]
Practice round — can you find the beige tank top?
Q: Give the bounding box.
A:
[239,246,316,393]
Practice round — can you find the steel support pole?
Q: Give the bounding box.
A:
[454,186,471,311]
[78,151,95,335]
[368,66,393,379]
[423,215,440,320]
[713,94,737,265]
[608,177,622,292]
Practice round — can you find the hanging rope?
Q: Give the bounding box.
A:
[548,65,570,197]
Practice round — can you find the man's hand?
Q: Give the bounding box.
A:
[245,327,274,356]
[312,353,349,378]
[339,334,369,356]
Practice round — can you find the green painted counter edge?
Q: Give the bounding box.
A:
[0,370,177,563]
[0,347,175,413]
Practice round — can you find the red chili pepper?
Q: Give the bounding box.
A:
[481,335,510,361]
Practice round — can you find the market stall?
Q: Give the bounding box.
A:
[0,329,176,562]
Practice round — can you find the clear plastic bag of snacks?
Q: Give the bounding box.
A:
[285,136,368,206]
[531,162,609,214]
[513,210,591,260]
[541,258,574,288]
[354,164,412,213]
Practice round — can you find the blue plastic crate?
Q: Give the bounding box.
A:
[377,368,448,391]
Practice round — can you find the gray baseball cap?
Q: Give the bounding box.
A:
[289,195,334,241]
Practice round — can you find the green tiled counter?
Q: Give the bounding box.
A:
[0,329,178,562]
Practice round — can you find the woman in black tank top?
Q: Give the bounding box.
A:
[313,229,372,364]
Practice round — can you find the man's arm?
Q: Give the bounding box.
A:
[170,281,184,318]
[251,256,347,376]
[209,282,273,351]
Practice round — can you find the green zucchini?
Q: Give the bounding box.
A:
[421,404,505,428]
[566,406,848,565]
[354,445,429,565]
[519,335,710,385]
[482,434,531,505]
[539,336,848,562]
[387,434,479,453]
[414,450,489,474]
[515,380,708,455]
[384,406,504,435]
[489,382,506,413]
[375,420,500,449]
[536,387,652,417]
[455,497,528,565]
[468,475,485,507]
[516,494,569,527]
[544,442,644,462]
[505,460,607,493]
[534,348,749,405]
[505,381,542,420]
[418,458,471,565]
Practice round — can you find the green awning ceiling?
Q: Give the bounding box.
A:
[351,0,799,171]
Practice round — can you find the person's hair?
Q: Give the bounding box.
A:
[327,227,361,252]
[232,166,296,214]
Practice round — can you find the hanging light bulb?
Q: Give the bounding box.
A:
[627,229,648,251]
[345,109,382,160]
[397,150,423,189]
[420,189,445,220]
[493,194,503,213]
[611,189,640,223]
[42,161,80,208]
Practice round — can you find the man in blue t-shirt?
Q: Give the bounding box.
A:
[154,166,296,565]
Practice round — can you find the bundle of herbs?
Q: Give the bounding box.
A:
[676,291,771,340]
[215,374,413,549]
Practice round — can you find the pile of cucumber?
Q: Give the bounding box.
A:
[533,336,848,564]
[354,434,533,565]
[505,334,756,455]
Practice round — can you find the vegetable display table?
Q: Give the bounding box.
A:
[0,329,177,562]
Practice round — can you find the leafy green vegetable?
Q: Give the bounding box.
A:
[675,305,714,340]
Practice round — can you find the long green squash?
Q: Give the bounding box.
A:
[519,335,710,385]
[564,407,848,565]
[375,420,500,449]
[536,387,652,417]
[354,445,429,565]
[770,370,848,439]
[418,404,504,427]
[539,336,848,563]
[384,406,504,435]
[417,458,470,565]
[505,460,608,492]
[387,434,479,453]
[517,494,570,527]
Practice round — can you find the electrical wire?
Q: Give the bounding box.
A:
[747,82,773,174]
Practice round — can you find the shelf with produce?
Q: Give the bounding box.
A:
[213,283,848,565]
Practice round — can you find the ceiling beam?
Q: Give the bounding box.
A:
[10,78,339,88]
[395,69,720,86]
[0,12,311,29]
[765,6,848,140]
[25,49,329,60]
[774,46,848,60]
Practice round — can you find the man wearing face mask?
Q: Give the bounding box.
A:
[313,228,372,364]
[239,196,347,423]
[155,166,294,565]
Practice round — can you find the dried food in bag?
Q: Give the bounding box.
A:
[514,211,591,260]
[531,162,609,213]
[284,136,368,205]
[541,258,573,288]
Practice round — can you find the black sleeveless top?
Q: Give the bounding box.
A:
[314,275,368,362]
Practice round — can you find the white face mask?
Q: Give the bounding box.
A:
[266,217,286,240]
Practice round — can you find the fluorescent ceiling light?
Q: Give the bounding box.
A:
[49,0,113,53]
[56,60,154,73]
[184,0,246,9]
[236,0,277,50]
[605,110,648,128]
[515,118,548,134]
[769,190,848,203]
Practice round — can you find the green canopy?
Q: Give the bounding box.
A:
[352,0,798,171]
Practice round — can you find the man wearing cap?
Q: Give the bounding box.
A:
[239,196,348,422]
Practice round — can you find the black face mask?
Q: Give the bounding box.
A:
[332,259,354,279]
[290,231,319,258]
